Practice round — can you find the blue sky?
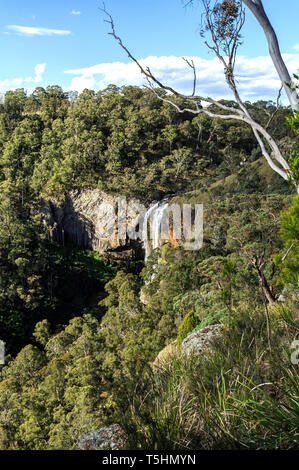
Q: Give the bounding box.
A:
[0,0,299,102]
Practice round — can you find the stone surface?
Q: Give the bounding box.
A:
[181,324,222,355]
[39,189,144,259]
[152,341,179,370]
[39,189,192,259]
[77,424,127,450]
[139,287,150,305]
[152,325,223,370]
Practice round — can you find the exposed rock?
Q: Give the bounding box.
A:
[77,424,127,450]
[277,294,287,302]
[152,341,179,370]
[139,287,150,305]
[277,286,299,303]
[39,189,144,259]
[39,189,192,260]
[152,325,223,370]
[181,324,222,355]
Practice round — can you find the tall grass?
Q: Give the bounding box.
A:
[115,301,299,450]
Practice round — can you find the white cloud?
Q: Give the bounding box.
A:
[0,63,46,93]
[7,25,71,36]
[70,76,96,93]
[293,44,299,51]
[34,63,46,83]
[71,10,81,15]
[65,53,299,102]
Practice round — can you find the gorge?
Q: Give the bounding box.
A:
[40,189,173,261]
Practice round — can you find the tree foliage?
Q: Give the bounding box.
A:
[0,81,297,450]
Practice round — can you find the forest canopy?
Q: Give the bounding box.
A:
[0,82,298,450]
[0,85,296,202]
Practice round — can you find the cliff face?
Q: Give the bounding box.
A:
[39,189,144,259]
[39,189,186,260]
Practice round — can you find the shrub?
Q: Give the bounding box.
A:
[114,300,299,450]
[177,310,200,345]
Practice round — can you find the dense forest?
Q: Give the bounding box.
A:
[0,84,298,450]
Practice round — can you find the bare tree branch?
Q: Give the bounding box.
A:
[182,57,197,96]
[281,242,295,263]
[265,85,283,131]
[186,0,299,112]
[101,5,243,114]
[101,1,297,191]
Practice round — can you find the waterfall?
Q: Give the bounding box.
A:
[142,200,169,261]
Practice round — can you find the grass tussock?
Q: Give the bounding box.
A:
[115,301,299,450]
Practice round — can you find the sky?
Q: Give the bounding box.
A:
[0,0,299,102]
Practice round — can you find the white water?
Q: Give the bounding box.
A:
[142,201,169,261]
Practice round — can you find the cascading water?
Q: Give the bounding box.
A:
[142,200,169,261]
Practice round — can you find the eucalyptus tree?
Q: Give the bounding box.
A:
[241,0,298,112]
[102,1,299,192]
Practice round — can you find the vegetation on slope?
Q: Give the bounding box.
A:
[0,85,298,449]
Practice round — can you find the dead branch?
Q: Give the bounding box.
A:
[265,85,283,130]
[101,2,295,188]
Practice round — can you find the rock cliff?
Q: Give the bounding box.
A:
[39,188,193,260]
[39,189,144,259]
[39,188,182,260]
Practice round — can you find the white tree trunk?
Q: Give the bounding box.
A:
[242,0,299,111]
[103,4,299,192]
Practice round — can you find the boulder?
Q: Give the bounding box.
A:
[77,424,127,450]
[152,325,222,370]
[181,324,222,355]
[152,341,179,370]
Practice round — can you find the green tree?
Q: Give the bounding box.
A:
[177,310,200,345]
[275,195,299,287]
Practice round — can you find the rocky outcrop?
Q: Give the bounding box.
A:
[77,424,127,450]
[39,189,144,259]
[181,324,222,355]
[152,324,222,370]
[39,189,191,260]
[152,341,179,370]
